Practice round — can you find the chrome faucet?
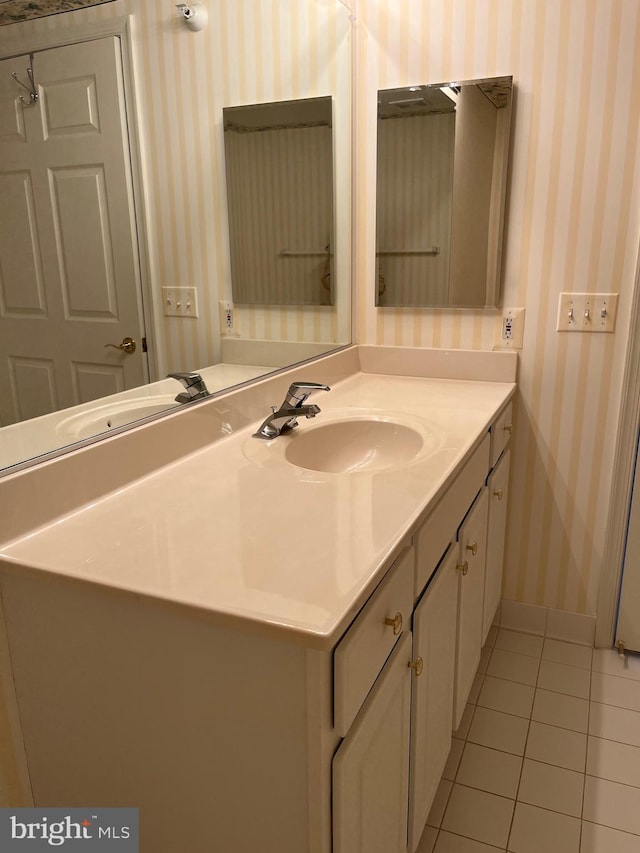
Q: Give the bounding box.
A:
[253,381,330,439]
[168,372,211,404]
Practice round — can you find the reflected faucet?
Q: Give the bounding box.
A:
[168,372,211,404]
[253,381,330,439]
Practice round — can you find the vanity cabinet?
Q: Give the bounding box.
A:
[484,448,511,641]
[453,487,489,728]
[407,544,458,851]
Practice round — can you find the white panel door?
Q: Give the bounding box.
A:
[333,632,412,853]
[0,38,146,426]
[617,433,640,652]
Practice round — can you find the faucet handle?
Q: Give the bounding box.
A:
[168,371,204,388]
[285,381,330,407]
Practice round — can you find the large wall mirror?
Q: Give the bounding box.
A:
[0,1,352,475]
[224,96,334,307]
[375,76,513,308]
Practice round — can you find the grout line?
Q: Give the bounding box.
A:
[581,818,640,838]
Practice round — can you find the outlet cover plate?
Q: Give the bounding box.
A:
[495,307,525,349]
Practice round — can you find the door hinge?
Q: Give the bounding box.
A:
[142,336,148,353]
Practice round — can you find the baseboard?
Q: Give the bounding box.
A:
[496,599,596,647]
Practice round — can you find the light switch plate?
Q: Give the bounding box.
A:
[556,292,618,332]
[162,286,199,318]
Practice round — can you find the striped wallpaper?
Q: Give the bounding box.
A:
[376,113,454,306]
[225,124,334,306]
[354,0,640,617]
[0,0,353,381]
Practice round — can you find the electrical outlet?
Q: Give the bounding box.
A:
[219,300,235,334]
[162,286,199,318]
[495,307,525,349]
[557,292,619,332]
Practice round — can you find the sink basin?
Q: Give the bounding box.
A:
[284,418,425,474]
[56,396,178,441]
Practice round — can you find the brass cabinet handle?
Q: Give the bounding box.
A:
[466,541,478,556]
[105,336,137,354]
[493,488,504,500]
[408,656,424,677]
[384,612,403,635]
[502,424,513,434]
[457,561,469,576]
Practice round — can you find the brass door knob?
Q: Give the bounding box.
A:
[466,541,478,556]
[105,336,137,354]
[493,488,504,500]
[384,612,403,635]
[408,657,424,677]
[457,561,469,576]
[502,424,513,434]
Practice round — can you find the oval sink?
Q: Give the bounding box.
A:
[57,396,178,441]
[284,418,424,474]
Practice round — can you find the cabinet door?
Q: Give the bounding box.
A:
[454,488,488,729]
[483,449,510,642]
[333,632,412,853]
[408,545,458,852]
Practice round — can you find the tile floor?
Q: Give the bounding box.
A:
[417,628,640,853]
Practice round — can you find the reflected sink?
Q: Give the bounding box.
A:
[56,396,178,441]
[285,418,425,474]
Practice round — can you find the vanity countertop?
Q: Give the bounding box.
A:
[0,367,515,649]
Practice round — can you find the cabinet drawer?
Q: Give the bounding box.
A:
[414,433,490,599]
[490,401,513,467]
[334,547,414,736]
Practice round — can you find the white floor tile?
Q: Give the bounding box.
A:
[592,649,640,682]
[580,821,640,853]
[477,675,535,718]
[591,672,640,712]
[456,742,522,798]
[542,638,592,670]
[435,831,505,852]
[416,825,438,853]
[495,629,544,658]
[455,703,476,739]
[468,707,529,756]
[525,721,587,772]
[487,649,540,686]
[427,778,452,828]
[589,702,640,748]
[587,736,640,788]
[517,758,584,817]
[583,776,640,836]
[532,688,589,733]
[442,737,465,781]
[537,659,591,699]
[508,802,580,853]
[442,784,514,849]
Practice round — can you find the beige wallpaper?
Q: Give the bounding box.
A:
[354,0,640,617]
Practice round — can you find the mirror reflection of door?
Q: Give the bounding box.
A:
[0,36,147,427]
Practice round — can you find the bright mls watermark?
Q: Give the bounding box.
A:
[0,809,138,850]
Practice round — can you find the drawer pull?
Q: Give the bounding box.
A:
[457,561,469,576]
[466,541,478,556]
[502,424,513,434]
[384,612,403,635]
[408,657,424,677]
[493,488,504,500]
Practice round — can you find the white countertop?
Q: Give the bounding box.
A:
[0,369,515,649]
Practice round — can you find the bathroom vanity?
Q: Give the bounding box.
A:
[0,345,516,853]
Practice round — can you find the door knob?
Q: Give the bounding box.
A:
[105,336,137,354]
[408,657,424,677]
[466,541,478,556]
[384,612,403,635]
